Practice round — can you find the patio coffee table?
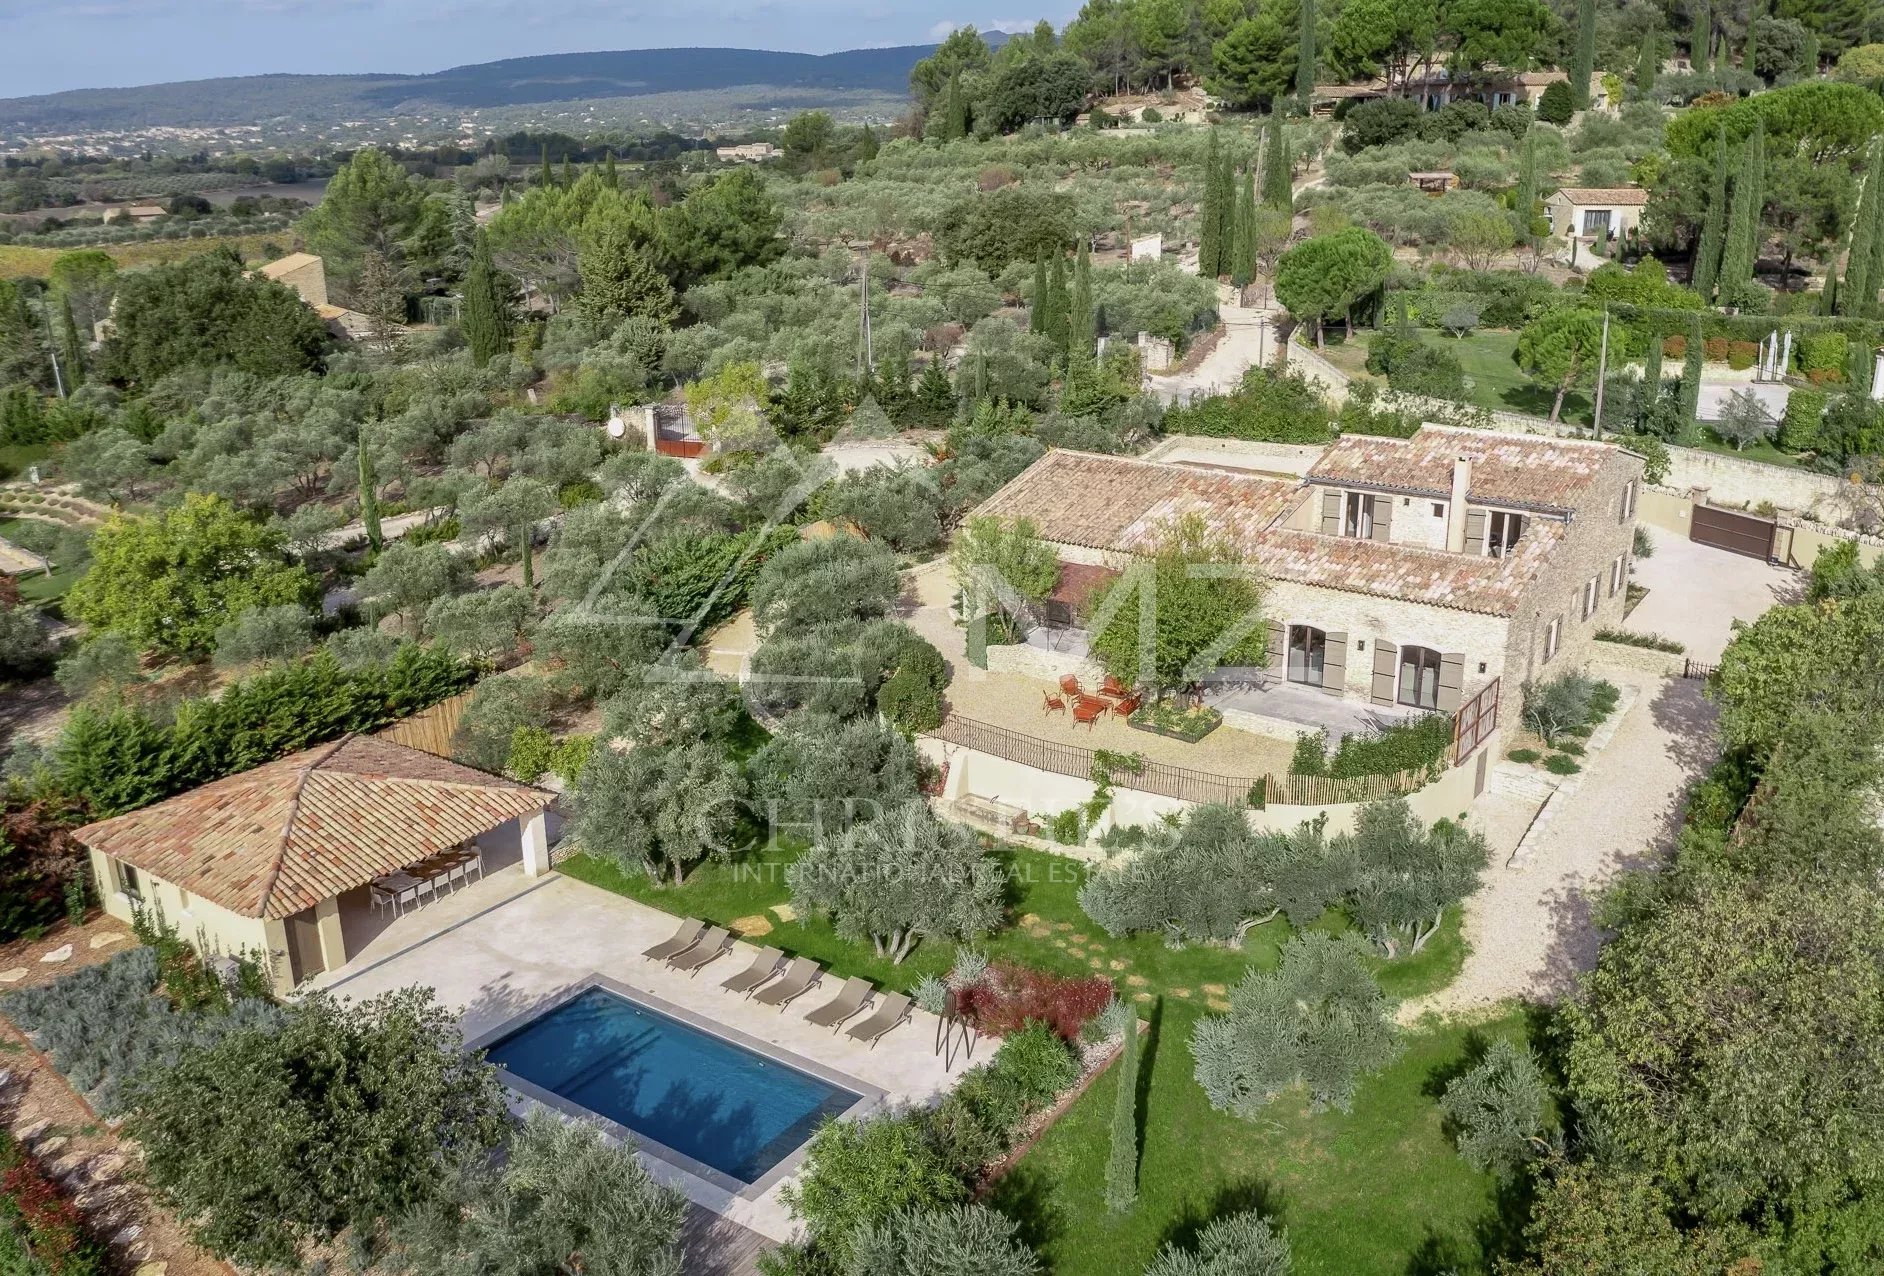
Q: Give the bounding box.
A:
[1072,695,1109,727]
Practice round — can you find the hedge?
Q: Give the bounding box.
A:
[52,643,476,820]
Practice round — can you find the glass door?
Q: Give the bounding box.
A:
[1287,626,1326,686]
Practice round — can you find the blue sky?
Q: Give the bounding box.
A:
[0,1,1071,97]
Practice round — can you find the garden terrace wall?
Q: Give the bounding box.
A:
[1639,487,1883,571]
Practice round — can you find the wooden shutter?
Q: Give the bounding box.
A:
[1371,640,1399,705]
[1320,490,1342,536]
[1463,509,1487,556]
[1321,632,1348,697]
[1437,652,1466,713]
[1265,620,1285,671]
[1369,495,1392,542]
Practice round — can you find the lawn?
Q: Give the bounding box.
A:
[0,234,284,280]
[993,1001,1538,1276]
[562,839,1501,1274]
[0,519,85,604]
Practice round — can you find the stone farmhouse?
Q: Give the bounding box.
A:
[974,425,1643,723]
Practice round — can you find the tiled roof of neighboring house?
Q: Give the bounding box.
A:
[1308,425,1620,514]
[1552,187,1650,206]
[74,735,553,921]
[975,448,1571,616]
[1047,562,1119,611]
[256,252,322,279]
[976,449,1299,553]
[1516,70,1570,85]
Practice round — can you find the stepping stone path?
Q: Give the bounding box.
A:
[135,1264,167,1276]
[1088,956,1105,968]
[768,904,797,924]
[1169,987,1192,999]
[0,967,26,983]
[90,933,125,949]
[113,1225,141,1247]
[36,1136,67,1157]
[1124,974,1149,988]
[729,915,773,937]
[39,944,72,964]
[15,1120,50,1144]
[1201,983,1228,997]
[1206,998,1232,1012]
[1109,959,1128,971]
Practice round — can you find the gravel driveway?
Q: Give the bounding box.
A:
[1400,668,1719,1021]
[1623,530,1799,663]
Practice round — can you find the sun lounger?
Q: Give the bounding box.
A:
[754,957,822,1009]
[804,977,873,1031]
[667,926,731,973]
[643,917,705,962]
[720,946,784,996]
[845,993,913,1048]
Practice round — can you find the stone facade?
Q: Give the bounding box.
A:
[1503,454,1640,684]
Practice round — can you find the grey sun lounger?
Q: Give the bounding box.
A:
[667,926,731,973]
[643,918,705,962]
[804,977,873,1031]
[753,957,822,1009]
[845,993,913,1048]
[720,946,784,996]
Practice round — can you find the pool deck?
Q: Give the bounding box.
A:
[312,867,963,1246]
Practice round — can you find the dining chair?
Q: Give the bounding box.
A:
[394,883,421,917]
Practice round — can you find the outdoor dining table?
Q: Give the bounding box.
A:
[1072,695,1110,727]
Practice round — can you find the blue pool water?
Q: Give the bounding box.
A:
[484,986,862,1184]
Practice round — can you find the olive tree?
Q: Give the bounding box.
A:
[847,1205,1039,1276]
[788,803,1004,964]
[1144,1210,1292,1276]
[749,535,901,634]
[1345,799,1489,957]
[573,738,747,885]
[1439,1038,1553,1179]
[1191,933,1399,1116]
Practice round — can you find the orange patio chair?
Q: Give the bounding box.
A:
[1059,674,1082,696]
[1043,691,1066,715]
[1101,675,1127,698]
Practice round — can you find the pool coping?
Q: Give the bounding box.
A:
[464,973,888,1201]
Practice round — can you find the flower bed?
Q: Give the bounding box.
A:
[0,1129,107,1276]
[1128,700,1223,743]
[952,962,1115,1040]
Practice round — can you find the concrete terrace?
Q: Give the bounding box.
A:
[312,868,960,1246]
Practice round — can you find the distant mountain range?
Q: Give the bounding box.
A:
[0,45,941,135]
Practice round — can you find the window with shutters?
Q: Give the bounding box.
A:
[1609,555,1624,595]
[1581,577,1598,620]
[1619,480,1637,523]
[1543,616,1562,661]
[1397,645,1442,710]
[116,861,144,903]
[1287,625,1327,686]
[1487,510,1526,557]
[1342,492,1373,539]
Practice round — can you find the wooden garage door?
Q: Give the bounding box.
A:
[1691,504,1775,560]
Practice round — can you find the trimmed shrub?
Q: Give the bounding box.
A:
[1778,388,1827,452]
[1326,713,1454,779]
[1544,753,1583,774]
[1797,330,1848,375]
[1507,747,1542,763]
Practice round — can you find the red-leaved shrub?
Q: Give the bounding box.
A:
[0,1133,106,1275]
[953,962,1114,1041]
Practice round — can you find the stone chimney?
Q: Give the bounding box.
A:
[1445,455,1474,553]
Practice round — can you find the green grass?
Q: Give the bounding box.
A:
[992,1002,1538,1276]
[0,443,54,477]
[566,839,1486,1274]
[0,518,84,604]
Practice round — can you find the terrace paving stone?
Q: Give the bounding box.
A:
[38,944,71,963]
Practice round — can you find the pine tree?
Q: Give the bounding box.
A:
[1692,125,1730,300]
[1572,0,1597,110]
[1261,123,1292,212]
[1718,123,1765,295]
[461,229,510,367]
[1232,169,1258,288]
[912,358,956,425]
[1069,238,1096,364]
[1691,0,1710,72]
[1296,0,1317,115]
[1838,142,1884,318]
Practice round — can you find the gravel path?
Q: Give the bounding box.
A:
[1400,668,1719,1022]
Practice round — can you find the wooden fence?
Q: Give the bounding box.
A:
[374,689,475,758]
[929,715,1438,809]
[1682,658,1719,681]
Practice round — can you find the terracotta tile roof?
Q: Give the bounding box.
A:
[1308,426,1622,514]
[1048,563,1119,610]
[974,446,1575,616]
[976,449,1299,552]
[74,735,553,920]
[1552,186,1650,206]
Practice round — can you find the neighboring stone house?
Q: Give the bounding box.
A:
[254,251,329,308]
[1312,67,1574,115]
[1547,187,1649,266]
[973,425,1643,716]
[715,142,779,163]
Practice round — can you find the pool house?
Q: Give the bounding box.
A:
[73,734,556,994]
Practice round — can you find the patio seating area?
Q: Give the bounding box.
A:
[1202,670,1425,744]
[1043,673,1143,730]
[369,845,485,918]
[641,919,916,1048]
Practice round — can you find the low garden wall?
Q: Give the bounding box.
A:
[1660,447,1854,521]
[1640,486,1883,571]
[1589,639,1687,678]
[985,642,1104,685]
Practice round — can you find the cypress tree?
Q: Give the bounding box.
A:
[1572,0,1597,110]
[1838,142,1884,318]
[603,150,618,188]
[1232,169,1257,288]
[1070,238,1096,363]
[1261,123,1292,211]
[1200,131,1225,278]
[1104,1010,1141,1214]
[1692,125,1730,300]
[538,143,551,188]
[1030,256,1050,335]
[1719,123,1765,295]
[461,228,510,367]
[560,156,572,188]
[1046,251,1071,353]
[358,425,383,553]
[1691,0,1710,72]
[1216,152,1237,277]
[1635,33,1660,98]
[1820,263,1839,315]
[1678,315,1704,437]
[1296,0,1317,115]
[1641,327,1664,427]
[943,73,969,141]
[1513,128,1540,246]
[57,294,83,387]
[1743,0,1759,79]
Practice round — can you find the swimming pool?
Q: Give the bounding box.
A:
[483,984,866,1186]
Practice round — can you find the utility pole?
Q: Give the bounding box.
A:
[1591,306,1610,439]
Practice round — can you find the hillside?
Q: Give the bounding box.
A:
[0,44,936,134]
